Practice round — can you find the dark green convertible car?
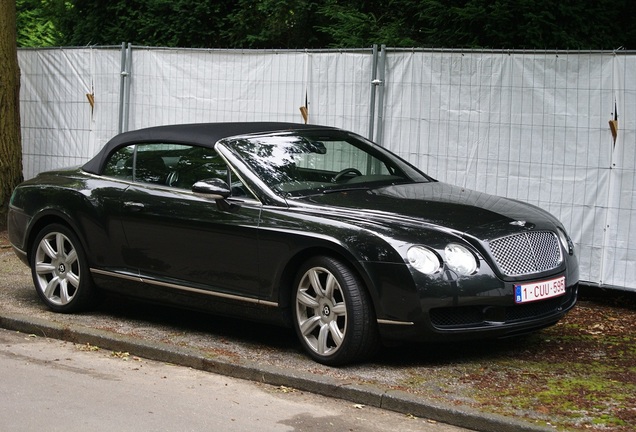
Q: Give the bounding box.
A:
[8,122,579,365]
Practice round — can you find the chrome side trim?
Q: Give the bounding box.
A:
[377,319,414,326]
[90,268,278,307]
[92,268,141,282]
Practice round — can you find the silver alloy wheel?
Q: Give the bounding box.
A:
[295,266,347,356]
[34,232,81,306]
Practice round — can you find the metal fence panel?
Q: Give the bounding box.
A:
[16,46,636,291]
[379,50,627,287]
[128,49,304,127]
[124,48,374,138]
[600,55,636,287]
[19,48,122,178]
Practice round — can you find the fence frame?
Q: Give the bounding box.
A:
[16,45,636,291]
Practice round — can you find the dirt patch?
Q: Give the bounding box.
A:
[1,229,635,431]
[456,292,636,430]
[0,230,10,249]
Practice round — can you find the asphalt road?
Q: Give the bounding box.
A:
[0,328,467,432]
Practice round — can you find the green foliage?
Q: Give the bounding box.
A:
[51,0,233,47]
[16,0,63,47]
[15,0,636,49]
[223,0,322,48]
[316,1,418,48]
[415,0,636,49]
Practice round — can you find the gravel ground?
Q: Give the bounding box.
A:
[1,230,635,431]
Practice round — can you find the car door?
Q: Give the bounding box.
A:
[116,143,263,299]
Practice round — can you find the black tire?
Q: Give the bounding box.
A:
[292,256,379,366]
[30,224,97,313]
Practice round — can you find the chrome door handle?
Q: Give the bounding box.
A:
[123,201,145,211]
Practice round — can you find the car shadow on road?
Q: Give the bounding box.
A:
[17,281,632,369]
[94,293,300,351]
[375,335,540,366]
[91,291,541,367]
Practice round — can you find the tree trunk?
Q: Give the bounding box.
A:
[0,0,23,230]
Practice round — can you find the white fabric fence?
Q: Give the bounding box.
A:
[16,46,636,291]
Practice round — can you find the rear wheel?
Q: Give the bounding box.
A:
[30,224,96,313]
[292,256,379,366]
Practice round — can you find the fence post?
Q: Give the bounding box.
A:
[118,43,126,134]
[374,45,387,147]
[368,44,379,141]
[118,43,132,134]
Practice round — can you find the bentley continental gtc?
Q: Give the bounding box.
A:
[8,122,579,365]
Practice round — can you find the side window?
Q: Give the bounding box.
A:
[103,145,134,180]
[170,146,254,198]
[102,143,254,198]
[135,144,174,184]
[168,146,228,190]
[103,143,185,185]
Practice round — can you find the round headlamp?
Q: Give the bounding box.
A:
[444,243,478,276]
[407,246,441,275]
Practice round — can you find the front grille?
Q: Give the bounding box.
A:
[488,231,562,276]
[430,291,574,328]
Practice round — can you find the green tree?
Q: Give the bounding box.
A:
[53,0,234,47]
[16,0,62,47]
[223,0,323,48]
[316,0,418,48]
[0,0,23,229]
[415,0,636,49]
[15,0,636,50]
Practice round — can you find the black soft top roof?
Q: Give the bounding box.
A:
[82,122,335,175]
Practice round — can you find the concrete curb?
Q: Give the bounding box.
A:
[0,311,553,432]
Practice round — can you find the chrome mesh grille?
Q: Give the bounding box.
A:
[488,231,562,276]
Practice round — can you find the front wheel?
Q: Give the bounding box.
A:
[292,256,379,366]
[30,224,96,313]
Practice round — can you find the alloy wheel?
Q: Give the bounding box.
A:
[295,266,348,356]
[34,231,82,306]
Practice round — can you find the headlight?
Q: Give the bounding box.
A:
[444,243,478,275]
[557,228,574,255]
[407,246,441,275]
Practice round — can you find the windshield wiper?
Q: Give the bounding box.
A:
[322,186,372,194]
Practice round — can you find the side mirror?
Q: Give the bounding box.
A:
[192,178,231,199]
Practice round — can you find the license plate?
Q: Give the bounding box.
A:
[514,276,566,304]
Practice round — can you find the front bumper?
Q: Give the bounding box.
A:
[378,282,578,343]
[372,248,579,343]
[428,282,578,333]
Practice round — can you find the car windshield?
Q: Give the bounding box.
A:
[223,131,431,197]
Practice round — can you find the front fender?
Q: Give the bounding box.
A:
[258,206,420,322]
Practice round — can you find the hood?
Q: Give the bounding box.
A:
[297,182,560,239]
